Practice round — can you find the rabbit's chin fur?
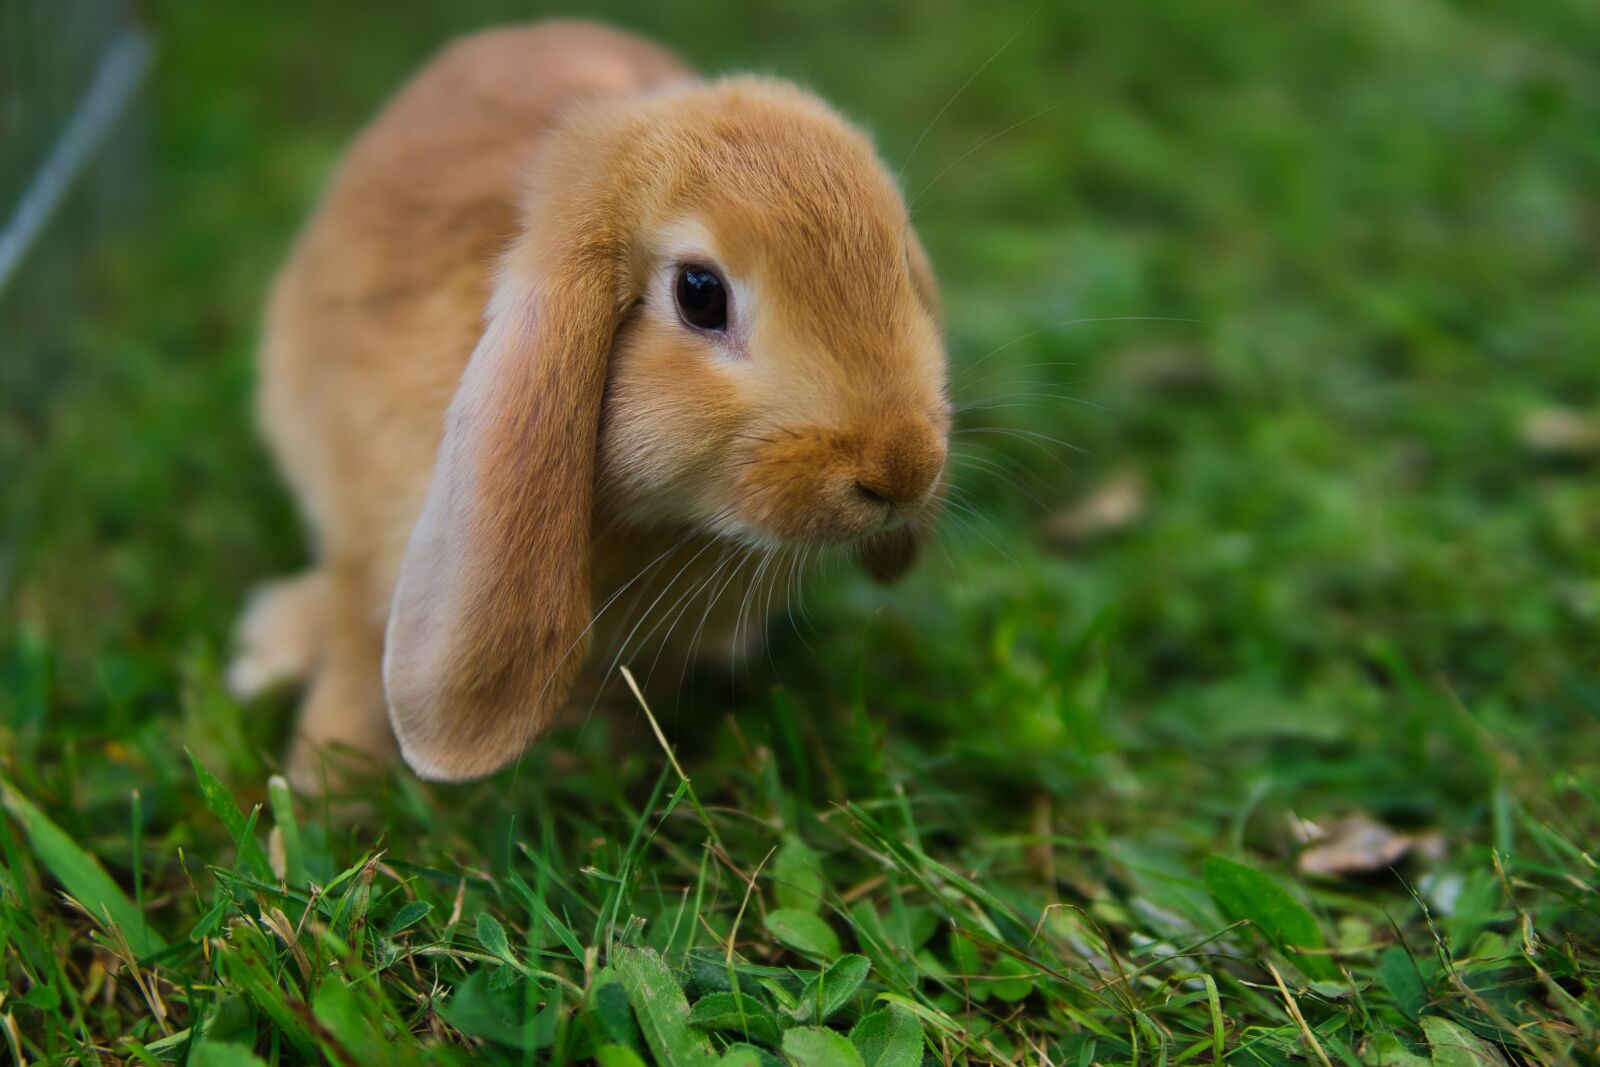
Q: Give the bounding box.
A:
[235,21,949,786]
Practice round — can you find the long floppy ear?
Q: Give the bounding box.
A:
[383,190,629,781]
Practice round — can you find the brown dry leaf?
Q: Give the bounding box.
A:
[268,825,287,882]
[1287,813,1326,846]
[1521,407,1600,456]
[1297,812,1442,877]
[1046,469,1146,546]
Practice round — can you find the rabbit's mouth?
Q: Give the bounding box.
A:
[723,418,947,547]
[851,493,927,536]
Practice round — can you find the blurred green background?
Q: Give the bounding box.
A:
[2,1,1598,1063]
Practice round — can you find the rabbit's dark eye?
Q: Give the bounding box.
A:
[674,265,728,331]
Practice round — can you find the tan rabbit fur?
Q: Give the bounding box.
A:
[233,21,950,784]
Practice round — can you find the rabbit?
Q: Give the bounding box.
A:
[228,20,950,785]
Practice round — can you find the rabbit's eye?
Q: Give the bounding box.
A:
[674,265,728,331]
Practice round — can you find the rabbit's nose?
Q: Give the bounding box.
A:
[855,416,946,507]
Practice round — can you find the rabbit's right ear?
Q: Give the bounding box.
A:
[382,179,630,781]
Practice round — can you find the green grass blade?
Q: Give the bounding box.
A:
[1203,854,1337,982]
[848,1005,924,1067]
[772,834,824,915]
[185,750,272,879]
[614,945,717,1067]
[266,774,306,885]
[0,777,164,957]
[689,991,782,1046]
[783,1026,865,1067]
[792,953,871,1024]
[764,909,841,961]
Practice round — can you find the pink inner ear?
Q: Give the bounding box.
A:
[384,263,613,782]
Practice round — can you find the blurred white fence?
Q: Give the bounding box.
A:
[0,0,151,458]
[1,2,151,292]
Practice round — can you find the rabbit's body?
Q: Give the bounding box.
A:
[236,22,950,784]
[236,25,695,771]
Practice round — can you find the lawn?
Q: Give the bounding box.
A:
[2,0,1598,1063]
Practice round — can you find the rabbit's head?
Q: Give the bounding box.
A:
[385,77,948,780]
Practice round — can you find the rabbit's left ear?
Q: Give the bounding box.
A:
[382,181,631,782]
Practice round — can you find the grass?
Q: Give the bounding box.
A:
[3,0,1599,1063]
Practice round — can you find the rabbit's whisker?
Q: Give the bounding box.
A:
[947,448,1057,513]
[601,514,732,637]
[783,545,814,653]
[940,494,1022,567]
[955,393,1110,415]
[518,523,705,759]
[934,537,974,600]
[640,552,737,691]
[596,532,728,693]
[956,384,1090,403]
[911,91,1074,214]
[959,360,1083,388]
[939,509,1016,572]
[898,0,1043,181]
[951,317,1202,391]
[589,544,733,731]
[676,546,749,697]
[732,548,777,672]
[952,425,1086,457]
[761,545,795,673]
